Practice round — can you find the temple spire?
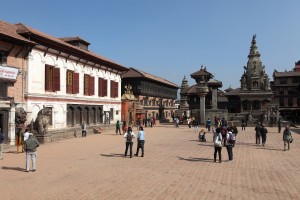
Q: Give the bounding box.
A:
[248,34,260,58]
[181,75,189,90]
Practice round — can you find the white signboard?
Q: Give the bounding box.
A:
[0,66,19,80]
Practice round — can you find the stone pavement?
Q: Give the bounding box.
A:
[0,124,300,200]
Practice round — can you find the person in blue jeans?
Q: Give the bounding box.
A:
[226,127,234,161]
[206,118,211,132]
[134,126,145,157]
[124,127,136,158]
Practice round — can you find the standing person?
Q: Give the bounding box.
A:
[134,126,145,157]
[136,118,141,131]
[81,121,87,137]
[260,124,268,147]
[213,127,222,163]
[277,118,282,133]
[206,118,211,132]
[221,117,227,127]
[24,133,40,172]
[241,118,246,130]
[187,118,191,128]
[124,127,136,158]
[283,126,293,151]
[22,128,30,152]
[0,128,4,160]
[226,127,234,161]
[221,126,227,147]
[194,119,199,133]
[122,121,128,135]
[116,120,121,135]
[153,117,156,126]
[255,122,261,144]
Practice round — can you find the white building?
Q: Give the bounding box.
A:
[14,23,128,141]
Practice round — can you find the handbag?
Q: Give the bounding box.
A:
[214,135,222,147]
[290,138,293,143]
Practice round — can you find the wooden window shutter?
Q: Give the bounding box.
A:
[73,73,79,94]
[45,65,51,91]
[53,68,60,91]
[66,70,73,94]
[84,74,89,96]
[89,76,95,96]
[103,79,107,96]
[110,80,113,98]
[98,78,102,97]
[115,81,119,98]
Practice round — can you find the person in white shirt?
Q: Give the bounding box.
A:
[23,128,30,142]
[124,127,136,158]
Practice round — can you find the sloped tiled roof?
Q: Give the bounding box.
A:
[123,68,179,88]
[273,71,300,77]
[224,88,241,96]
[15,23,127,71]
[0,20,35,45]
[59,37,90,45]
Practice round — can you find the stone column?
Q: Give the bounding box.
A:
[196,77,208,125]
[8,105,16,145]
[211,87,218,109]
[199,96,206,124]
[241,101,243,112]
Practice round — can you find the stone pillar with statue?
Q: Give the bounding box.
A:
[196,76,209,125]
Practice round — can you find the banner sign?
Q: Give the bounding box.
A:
[0,65,19,80]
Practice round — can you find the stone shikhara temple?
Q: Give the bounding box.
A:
[178,35,279,125]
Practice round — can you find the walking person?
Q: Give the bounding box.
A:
[81,121,87,137]
[24,133,40,172]
[134,126,145,157]
[213,127,222,163]
[260,124,268,147]
[277,118,282,133]
[226,127,234,161]
[116,120,121,135]
[283,126,293,151]
[206,118,211,132]
[124,127,136,158]
[255,122,261,144]
[0,128,4,160]
[194,119,199,133]
[241,118,246,130]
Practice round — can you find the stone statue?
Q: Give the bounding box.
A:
[33,108,51,135]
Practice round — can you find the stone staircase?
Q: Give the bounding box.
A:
[228,111,262,127]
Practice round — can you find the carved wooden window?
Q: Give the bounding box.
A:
[98,78,108,97]
[110,80,118,98]
[45,65,60,92]
[66,70,79,94]
[0,84,7,97]
[84,74,94,96]
[0,50,8,65]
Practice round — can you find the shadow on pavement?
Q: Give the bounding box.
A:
[257,147,283,151]
[100,153,124,157]
[2,166,25,172]
[5,151,21,154]
[197,143,214,147]
[177,156,214,162]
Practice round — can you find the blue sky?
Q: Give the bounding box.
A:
[2,1,300,89]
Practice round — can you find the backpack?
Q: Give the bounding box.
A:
[126,132,132,142]
[228,132,235,144]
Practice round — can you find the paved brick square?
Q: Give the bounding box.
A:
[0,125,299,200]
